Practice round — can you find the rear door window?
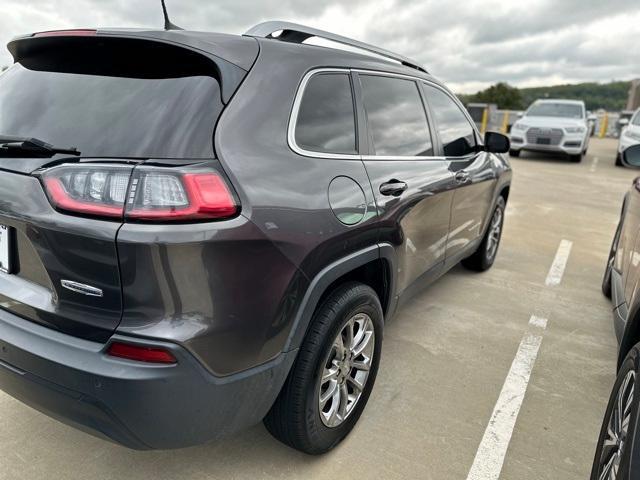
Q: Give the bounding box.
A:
[294,73,357,155]
[422,84,478,157]
[359,75,433,157]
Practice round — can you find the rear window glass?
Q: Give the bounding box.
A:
[0,38,222,158]
[295,73,357,155]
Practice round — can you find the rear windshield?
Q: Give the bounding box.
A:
[0,38,223,158]
[526,102,584,119]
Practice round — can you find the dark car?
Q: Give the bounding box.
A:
[0,21,512,454]
[595,144,640,478]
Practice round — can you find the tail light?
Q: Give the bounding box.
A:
[43,164,130,218]
[40,163,238,222]
[107,342,177,364]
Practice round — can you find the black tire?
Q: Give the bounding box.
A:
[603,219,622,298]
[509,149,520,157]
[264,282,383,454]
[569,153,583,163]
[616,152,624,167]
[590,344,640,479]
[462,197,506,272]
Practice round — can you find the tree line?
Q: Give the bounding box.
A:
[458,81,631,112]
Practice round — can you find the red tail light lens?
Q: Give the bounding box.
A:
[41,164,238,222]
[126,170,238,222]
[42,164,131,218]
[107,342,177,364]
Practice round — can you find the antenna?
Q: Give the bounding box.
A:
[161,0,183,31]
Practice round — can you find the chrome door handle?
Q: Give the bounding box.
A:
[380,179,408,197]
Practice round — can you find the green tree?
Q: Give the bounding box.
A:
[460,82,524,110]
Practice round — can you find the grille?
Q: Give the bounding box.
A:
[526,128,564,146]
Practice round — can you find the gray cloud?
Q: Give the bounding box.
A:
[0,0,638,93]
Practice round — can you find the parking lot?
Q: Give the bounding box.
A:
[0,138,632,479]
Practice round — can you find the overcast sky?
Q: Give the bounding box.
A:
[1,0,638,93]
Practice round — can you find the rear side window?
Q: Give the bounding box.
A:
[0,38,224,159]
[360,75,433,157]
[295,73,357,155]
[422,84,477,157]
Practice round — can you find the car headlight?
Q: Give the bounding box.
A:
[565,126,586,134]
[624,129,640,142]
[512,123,527,131]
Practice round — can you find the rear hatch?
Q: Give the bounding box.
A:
[0,30,255,342]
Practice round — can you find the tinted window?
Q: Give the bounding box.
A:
[0,39,224,158]
[360,75,433,156]
[295,73,356,154]
[633,112,640,126]
[423,85,477,157]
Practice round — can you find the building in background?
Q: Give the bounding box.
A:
[627,79,640,110]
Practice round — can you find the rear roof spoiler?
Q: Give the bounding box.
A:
[7,30,259,103]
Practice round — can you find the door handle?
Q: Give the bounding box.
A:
[455,170,470,184]
[380,179,408,197]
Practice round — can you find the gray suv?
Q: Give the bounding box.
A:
[0,21,512,454]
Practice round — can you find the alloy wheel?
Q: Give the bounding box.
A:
[318,313,375,428]
[486,207,503,260]
[598,370,636,479]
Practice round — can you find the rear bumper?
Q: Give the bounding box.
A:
[0,307,295,450]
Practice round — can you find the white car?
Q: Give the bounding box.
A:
[509,99,590,162]
[617,108,640,167]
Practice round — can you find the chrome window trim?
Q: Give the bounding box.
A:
[288,68,361,160]
[288,67,482,162]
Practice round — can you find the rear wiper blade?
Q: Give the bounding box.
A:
[0,135,81,157]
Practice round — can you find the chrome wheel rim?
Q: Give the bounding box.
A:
[486,207,503,260]
[598,370,635,480]
[319,313,375,428]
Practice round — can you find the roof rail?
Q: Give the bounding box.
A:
[244,21,427,74]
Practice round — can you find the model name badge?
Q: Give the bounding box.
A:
[61,280,104,297]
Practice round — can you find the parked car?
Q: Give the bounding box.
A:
[616,109,640,167]
[595,143,640,478]
[0,22,512,454]
[509,99,590,162]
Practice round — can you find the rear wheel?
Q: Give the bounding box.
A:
[264,282,383,454]
[462,197,506,272]
[569,153,583,163]
[509,149,520,157]
[591,344,640,479]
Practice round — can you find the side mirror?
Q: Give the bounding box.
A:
[484,131,510,154]
[517,112,523,119]
[622,144,640,168]
[620,119,630,127]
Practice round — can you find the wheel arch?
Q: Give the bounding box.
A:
[283,244,397,354]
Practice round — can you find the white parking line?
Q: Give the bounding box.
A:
[467,239,573,480]
[590,156,599,173]
[466,315,548,480]
[545,239,573,286]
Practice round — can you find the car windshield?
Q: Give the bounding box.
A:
[633,113,640,126]
[0,38,223,159]
[526,103,584,119]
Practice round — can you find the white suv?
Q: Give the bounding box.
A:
[509,99,590,162]
[617,108,640,167]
